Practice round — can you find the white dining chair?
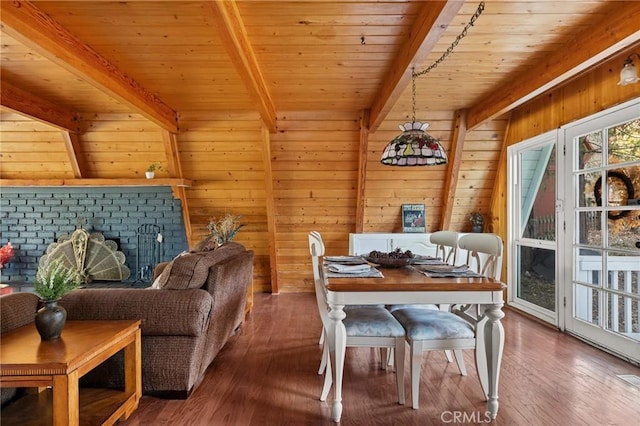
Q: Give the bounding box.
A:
[457,233,503,280]
[391,308,476,409]
[391,232,504,409]
[309,231,406,404]
[309,231,394,368]
[430,230,459,265]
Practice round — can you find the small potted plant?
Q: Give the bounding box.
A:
[469,211,484,233]
[33,258,83,340]
[146,162,162,179]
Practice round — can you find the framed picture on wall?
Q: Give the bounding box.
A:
[401,204,426,233]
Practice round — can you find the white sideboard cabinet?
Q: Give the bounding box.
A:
[349,232,470,266]
[348,233,437,257]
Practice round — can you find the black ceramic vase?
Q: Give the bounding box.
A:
[35,300,67,340]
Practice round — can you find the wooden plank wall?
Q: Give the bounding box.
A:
[80,113,164,178]
[177,111,271,293]
[5,47,636,295]
[0,111,74,178]
[270,111,360,292]
[367,110,507,233]
[489,46,640,281]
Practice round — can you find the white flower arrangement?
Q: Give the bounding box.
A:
[34,258,82,301]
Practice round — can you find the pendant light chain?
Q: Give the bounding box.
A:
[380,1,485,167]
[411,68,417,123]
[412,1,485,80]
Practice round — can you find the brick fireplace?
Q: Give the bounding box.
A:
[0,187,188,285]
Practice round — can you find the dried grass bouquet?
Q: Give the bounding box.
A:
[207,213,244,246]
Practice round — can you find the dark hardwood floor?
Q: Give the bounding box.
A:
[121,293,640,425]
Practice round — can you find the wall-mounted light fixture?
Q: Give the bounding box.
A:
[618,53,640,86]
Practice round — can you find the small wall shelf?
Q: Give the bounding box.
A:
[0,178,192,187]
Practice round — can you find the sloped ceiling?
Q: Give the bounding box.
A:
[2,1,638,132]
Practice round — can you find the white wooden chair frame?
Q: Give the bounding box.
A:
[309,231,405,403]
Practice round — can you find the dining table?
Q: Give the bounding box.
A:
[324,261,506,423]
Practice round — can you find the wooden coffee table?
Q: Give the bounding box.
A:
[0,320,141,425]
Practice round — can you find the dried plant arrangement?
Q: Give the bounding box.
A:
[207,214,244,246]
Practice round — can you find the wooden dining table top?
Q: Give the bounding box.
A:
[325,265,505,293]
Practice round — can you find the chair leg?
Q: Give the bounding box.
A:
[453,349,467,376]
[410,342,422,409]
[318,337,328,375]
[444,349,453,363]
[319,326,324,345]
[395,339,406,405]
[380,348,389,370]
[320,349,332,401]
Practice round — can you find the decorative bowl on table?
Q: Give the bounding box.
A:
[364,249,414,268]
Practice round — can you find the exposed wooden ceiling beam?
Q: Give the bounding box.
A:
[208,0,277,133]
[161,131,184,178]
[355,109,370,234]
[369,1,464,131]
[466,1,640,130]
[0,79,79,133]
[440,109,467,230]
[260,124,279,293]
[0,0,179,133]
[61,132,88,178]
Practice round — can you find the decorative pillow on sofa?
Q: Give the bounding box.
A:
[154,242,244,290]
[190,235,217,253]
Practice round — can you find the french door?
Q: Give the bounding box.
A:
[564,101,640,363]
[508,99,640,363]
[507,131,559,325]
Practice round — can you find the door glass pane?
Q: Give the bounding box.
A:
[577,171,601,207]
[606,293,639,340]
[607,118,640,165]
[576,211,601,246]
[522,145,556,241]
[575,248,602,286]
[577,130,602,170]
[517,246,555,310]
[574,284,600,325]
[606,251,639,292]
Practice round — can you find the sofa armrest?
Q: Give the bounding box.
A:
[60,288,212,337]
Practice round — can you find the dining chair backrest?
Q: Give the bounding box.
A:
[429,231,459,265]
[309,231,325,280]
[457,233,503,280]
[309,231,331,330]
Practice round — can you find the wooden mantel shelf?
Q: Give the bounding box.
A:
[0,178,192,187]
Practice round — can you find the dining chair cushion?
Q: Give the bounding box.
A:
[344,307,406,337]
[392,309,474,340]
[385,304,439,312]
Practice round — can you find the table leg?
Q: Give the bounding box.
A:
[52,371,79,426]
[483,302,505,419]
[122,329,142,419]
[328,303,346,423]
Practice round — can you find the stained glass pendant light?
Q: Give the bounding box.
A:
[380,72,448,166]
[381,1,485,167]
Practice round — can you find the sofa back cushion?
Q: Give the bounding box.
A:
[0,292,40,333]
[154,242,245,290]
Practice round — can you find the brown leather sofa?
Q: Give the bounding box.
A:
[1,242,254,400]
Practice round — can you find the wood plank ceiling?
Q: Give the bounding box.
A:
[3,1,636,123]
